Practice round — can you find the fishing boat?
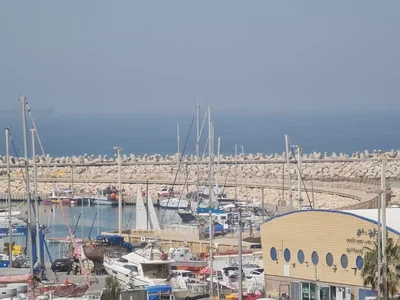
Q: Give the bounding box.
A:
[90,186,120,206]
[43,188,72,204]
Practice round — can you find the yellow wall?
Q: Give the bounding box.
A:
[260,210,399,287]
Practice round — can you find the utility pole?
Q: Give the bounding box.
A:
[238,209,243,300]
[297,145,303,210]
[21,96,33,274]
[5,128,12,268]
[285,134,293,211]
[114,147,123,235]
[31,129,41,267]
[381,156,387,300]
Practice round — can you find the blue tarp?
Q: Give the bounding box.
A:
[197,208,225,214]
[96,235,133,253]
[106,235,124,245]
[204,223,225,233]
[146,285,173,300]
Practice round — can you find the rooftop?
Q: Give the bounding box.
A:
[344,207,400,233]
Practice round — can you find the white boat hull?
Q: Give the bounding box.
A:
[103,261,167,287]
[159,199,189,209]
[91,198,118,206]
[0,211,20,217]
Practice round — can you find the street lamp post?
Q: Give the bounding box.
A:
[114,147,123,235]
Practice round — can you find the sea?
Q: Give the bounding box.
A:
[0,110,399,262]
[0,110,399,158]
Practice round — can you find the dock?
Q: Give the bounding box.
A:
[102,226,260,254]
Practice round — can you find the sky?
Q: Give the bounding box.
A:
[0,1,399,115]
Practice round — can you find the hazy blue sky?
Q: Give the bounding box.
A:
[0,1,399,114]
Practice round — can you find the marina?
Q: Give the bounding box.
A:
[0,2,399,298]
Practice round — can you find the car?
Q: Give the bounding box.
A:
[51,258,72,272]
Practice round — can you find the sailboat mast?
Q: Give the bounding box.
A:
[217,137,220,171]
[5,128,12,268]
[285,134,293,211]
[209,211,214,299]
[20,96,33,274]
[177,122,180,193]
[234,144,238,202]
[114,146,122,235]
[297,145,303,210]
[207,106,213,206]
[196,103,200,204]
[31,129,41,266]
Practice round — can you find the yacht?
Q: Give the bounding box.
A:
[159,198,189,209]
[103,242,173,288]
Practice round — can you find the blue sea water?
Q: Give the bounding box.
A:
[0,111,399,157]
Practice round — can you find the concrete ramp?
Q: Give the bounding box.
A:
[147,194,160,230]
[135,186,148,230]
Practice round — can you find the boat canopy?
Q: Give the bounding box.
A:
[204,223,226,233]
[197,208,225,214]
[95,235,133,252]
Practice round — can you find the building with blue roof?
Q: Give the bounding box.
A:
[260,208,400,300]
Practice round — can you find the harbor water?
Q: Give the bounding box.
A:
[6,201,181,260]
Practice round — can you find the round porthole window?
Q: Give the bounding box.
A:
[270,247,277,261]
[326,252,333,267]
[311,251,319,265]
[284,248,291,262]
[297,250,305,264]
[356,256,364,270]
[341,254,348,269]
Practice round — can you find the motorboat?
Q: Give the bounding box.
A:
[43,188,73,204]
[169,270,208,294]
[168,247,207,273]
[0,209,20,218]
[103,241,173,288]
[157,187,179,198]
[91,186,120,206]
[159,198,189,209]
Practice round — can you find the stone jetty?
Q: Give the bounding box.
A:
[0,150,398,209]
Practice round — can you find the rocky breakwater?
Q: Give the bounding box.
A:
[0,149,398,208]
